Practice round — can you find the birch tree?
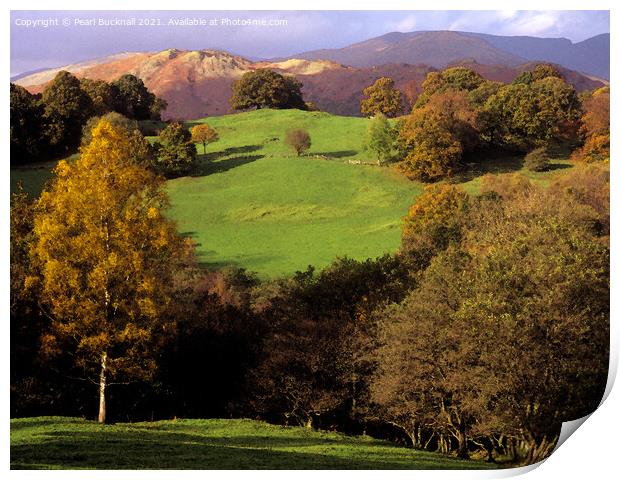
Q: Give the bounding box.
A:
[29,119,189,423]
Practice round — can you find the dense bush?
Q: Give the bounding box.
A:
[524,147,551,172]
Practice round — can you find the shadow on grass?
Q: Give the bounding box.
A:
[311,150,358,159]
[452,154,524,183]
[10,427,489,470]
[453,147,574,184]
[544,162,572,171]
[196,252,280,272]
[191,154,264,177]
[200,145,262,162]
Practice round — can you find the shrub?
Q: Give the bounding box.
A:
[285,129,311,156]
[524,147,551,172]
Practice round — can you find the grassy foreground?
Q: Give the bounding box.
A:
[10,417,499,470]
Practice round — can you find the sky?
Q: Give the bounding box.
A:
[10,10,610,77]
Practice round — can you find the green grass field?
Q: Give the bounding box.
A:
[10,417,499,470]
[168,109,420,276]
[10,108,574,277]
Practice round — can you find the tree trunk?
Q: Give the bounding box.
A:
[98,352,107,424]
[456,427,469,459]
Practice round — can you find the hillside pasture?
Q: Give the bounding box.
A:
[10,109,575,278]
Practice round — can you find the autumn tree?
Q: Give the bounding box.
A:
[400,183,469,269]
[153,122,197,176]
[372,249,479,458]
[191,124,219,154]
[29,120,190,423]
[248,256,409,430]
[360,77,404,118]
[572,87,610,163]
[414,67,484,108]
[398,89,479,181]
[397,108,462,181]
[285,129,311,156]
[81,112,153,168]
[41,71,93,153]
[10,83,45,164]
[402,79,423,109]
[373,178,609,464]
[230,69,306,110]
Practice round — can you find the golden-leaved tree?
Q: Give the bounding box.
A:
[360,77,404,118]
[29,119,191,423]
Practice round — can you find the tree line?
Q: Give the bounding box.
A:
[361,65,610,179]
[10,71,167,165]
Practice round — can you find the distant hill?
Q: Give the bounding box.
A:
[15,46,605,120]
[293,30,610,80]
[463,32,610,80]
[294,31,526,70]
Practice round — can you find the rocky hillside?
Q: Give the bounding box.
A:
[16,48,605,120]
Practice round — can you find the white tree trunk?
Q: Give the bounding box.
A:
[98,352,107,423]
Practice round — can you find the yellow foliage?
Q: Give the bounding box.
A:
[403,183,468,239]
[30,118,190,383]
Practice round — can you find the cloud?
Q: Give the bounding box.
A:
[446,11,608,41]
[392,15,417,32]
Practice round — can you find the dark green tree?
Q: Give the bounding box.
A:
[112,74,164,120]
[415,67,484,108]
[79,78,118,116]
[230,69,306,110]
[41,71,93,153]
[153,122,197,176]
[512,64,563,85]
[10,84,45,163]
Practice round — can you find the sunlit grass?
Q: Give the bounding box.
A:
[10,417,499,470]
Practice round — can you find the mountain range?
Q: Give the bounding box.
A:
[294,31,610,80]
[14,30,609,120]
